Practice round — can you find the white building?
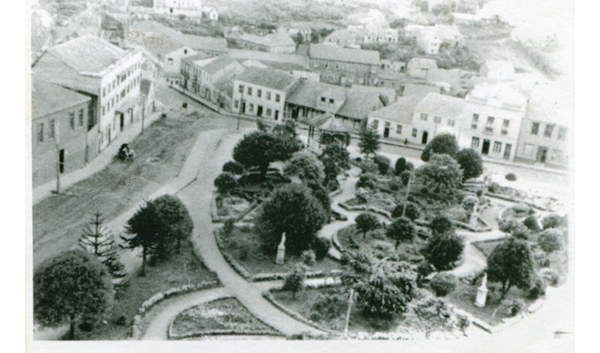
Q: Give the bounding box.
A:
[410,93,467,145]
[154,0,203,19]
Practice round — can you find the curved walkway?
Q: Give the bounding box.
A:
[141,127,323,340]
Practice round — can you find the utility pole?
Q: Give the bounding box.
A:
[236,86,244,130]
[402,172,414,218]
[344,288,354,338]
[54,121,61,194]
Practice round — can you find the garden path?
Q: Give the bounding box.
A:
[448,230,509,278]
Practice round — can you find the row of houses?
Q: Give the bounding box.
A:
[32,35,155,187]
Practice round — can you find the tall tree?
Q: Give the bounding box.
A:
[255,184,328,254]
[429,215,455,236]
[282,264,307,299]
[358,127,381,159]
[79,212,126,278]
[284,150,325,184]
[233,131,300,179]
[319,143,350,184]
[456,148,484,181]
[355,212,381,238]
[421,134,460,162]
[386,217,416,249]
[487,238,535,297]
[34,250,114,340]
[152,195,194,254]
[416,154,463,201]
[122,201,169,276]
[421,233,465,270]
[214,172,238,195]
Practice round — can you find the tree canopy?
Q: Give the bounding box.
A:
[358,127,381,158]
[319,143,350,184]
[456,148,484,181]
[421,232,465,271]
[429,216,455,236]
[386,217,416,249]
[222,160,244,175]
[391,202,421,221]
[487,238,535,296]
[255,184,328,254]
[355,212,381,238]
[34,250,114,339]
[232,131,300,177]
[421,134,460,162]
[416,154,463,200]
[214,172,238,195]
[152,194,194,253]
[284,151,325,184]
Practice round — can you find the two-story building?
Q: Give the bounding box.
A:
[228,32,297,54]
[33,35,144,152]
[514,85,568,169]
[32,79,99,187]
[409,93,467,145]
[232,67,300,122]
[284,79,347,121]
[154,0,203,21]
[308,44,380,86]
[335,85,397,132]
[180,54,246,111]
[366,94,424,141]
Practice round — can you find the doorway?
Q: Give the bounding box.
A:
[503,144,512,160]
[421,130,428,144]
[384,122,390,138]
[257,105,263,117]
[537,147,548,163]
[120,113,124,132]
[241,101,246,114]
[59,149,65,174]
[482,139,490,155]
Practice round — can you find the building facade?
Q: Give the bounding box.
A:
[308,44,380,86]
[154,0,203,19]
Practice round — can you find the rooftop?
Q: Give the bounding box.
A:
[46,34,128,74]
[286,79,346,110]
[227,49,309,67]
[337,85,396,120]
[188,56,241,75]
[369,95,424,124]
[413,93,467,118]
[309,44,380,65]
[237,32,296,48]
[32,78,91,119]
[140,78,152,95]
[234,67,298,92]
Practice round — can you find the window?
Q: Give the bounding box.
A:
[558,126,567,140]
[102,106,105,116]
[471,137,480,148]
[385,122,391,128]
[266,108,272,117]
[266,91,271,100]
[544,124,555,138]
[396,124,402,134]
[49,119,55,139]
[329,98,334,106]
[102,87,106,97]
[420,113,428,121]
[493,141,502,153]
[275,110,279,120]
[412,128,417,138]
[471,114,479,129]
[234,100,239,108]
[321,97,326,103]
[372,119,379,129]
[168,58,173,65]
[247,86,252,95]
[257,89,262,98]
[79,109,84,127]
[238,84,244,93]
[448,119,455,127]
[523,143,534,157]
[184,49,188,54]
[485,116,495,132]
[69,112,75,130]
[434,116,441,124]
[37,122,44,142]
[551,149,563,161]
[531,122,540,135]
[249,104,254,113]
[502,119,509,135]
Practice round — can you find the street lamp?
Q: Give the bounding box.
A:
[236,86,244,131]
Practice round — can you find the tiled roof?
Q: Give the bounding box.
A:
[190,56,241,75]
[368,95,424,124]
[413,93,467,118]
[46,34,128,74]
[238,32,296,48]
[32,78,91,119]
[309,44,380,65]
[336,85,396,120]
[403,84,441,97]
[227,49,309,67]
[33,51,101,95]
[234,67,298,92]
[525,82,567,125]
[178,34,228,52]
[128,31,187,57]
[285,79,346,110]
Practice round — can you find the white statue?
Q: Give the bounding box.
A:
[475,272,488,308]
[276,232,286,265]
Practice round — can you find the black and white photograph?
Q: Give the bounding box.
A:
[24,0,579,351]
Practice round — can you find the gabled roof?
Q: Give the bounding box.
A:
[403,84,441,97]
[128,31,188,57]
[189,56,242,75]
[413,93,467,118]
[45,34,127,74]
[336,85,396,120]
[369,95,424,124]
[237,32,296,48]
[234,67,298,92]
[309,44,380,65]
[227,49,309,67]
[178,34,228,52]
[32,78,91,119]
[285,79,346,110]
[407,57,438,71]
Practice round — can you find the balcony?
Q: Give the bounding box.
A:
[485,127,494,133]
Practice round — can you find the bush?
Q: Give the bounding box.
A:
[222,218,235,236]
[373,155,391,174]
[356,173,378,189]
[421,134,459,162]
[528,276,547,300]
[222,160,244,175]
[395,157,407,175]
[214,172,238,194]
[505,173,517,181]
[359,160,379,174]
[311,237,331,260]
[488,182,500,194]
[421,233,465,271]
[400,170,412,186]
[456,148,484,181]
[523,215,541,232]
[388,177,403,191]
[541,213,564,229]
[301,250,316,266]
[310,292,347,321]
[391,202,421,221]
[429,216,455,236]
[540,268,560,286]
[511,227,530,240]
[308,312,322,322]
[538,229,563,253]
[429,273,458,297]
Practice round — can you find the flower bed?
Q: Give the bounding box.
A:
[214,229,253,281]
[211,194,257,223]
[338,202,392,220]
[168,297,284,339]
[131,280,221,339]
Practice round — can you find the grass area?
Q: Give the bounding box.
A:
[74,240,218,340]
[33,111,252,267]
[337,225,426,262]
[472,239,505,258]
[169,298,281,339]
[220,227,342,276]
[443,280,537,326]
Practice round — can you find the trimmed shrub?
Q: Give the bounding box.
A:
[395,157,407,175]
[373,155,391,174]
[311,237,331,261]
[356,173,378,189]
[400,170,411,186]
[541,213,564,230]
[505,173,517,181]
[488,182,500,194]
[391,202,421,221]
[214,172,238,194]
[523,215,541,232]
[429,216,455,236]
[222,218,235,236]
[388,177,403,191]
[421,134,459,162]
[511,227,530,240]
[528,276,547,300]
[308,312,322,322]
[538,229,563,253]
[359,160,379,174]
[429,273,458,297]
[301,250,317,266]
[222,160,244,175]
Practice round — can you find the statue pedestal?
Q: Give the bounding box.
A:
[470,212,479,227]
[276,245,285,265]
[475,273,488,308]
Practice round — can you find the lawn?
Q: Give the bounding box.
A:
[472,239,504,258]
[72,240,218,340]
[33,112,253,267]
[220,227,342,276]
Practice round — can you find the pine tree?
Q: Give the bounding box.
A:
[79,212,126,279]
